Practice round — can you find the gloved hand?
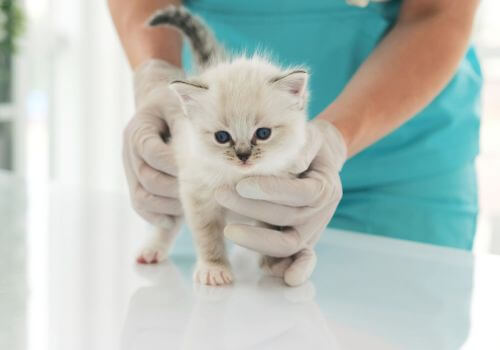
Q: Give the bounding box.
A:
[215,119,347,286]
[123,59,185,230]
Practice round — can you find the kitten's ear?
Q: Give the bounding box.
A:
[270,70,309,109]
[169,80,208,111]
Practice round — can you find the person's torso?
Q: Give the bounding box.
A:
[182,0,482,189]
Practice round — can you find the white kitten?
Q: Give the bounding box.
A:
[139,6,308,285]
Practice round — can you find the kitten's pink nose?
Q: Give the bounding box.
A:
[236,152,251,162]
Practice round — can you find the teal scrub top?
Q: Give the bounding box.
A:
[180,0,481,249]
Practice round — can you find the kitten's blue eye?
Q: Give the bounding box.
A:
[255,128,271,140]
[214,130,231,144]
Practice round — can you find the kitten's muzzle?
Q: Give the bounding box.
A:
[236,151,251,162]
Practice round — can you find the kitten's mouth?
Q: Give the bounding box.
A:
[238,161,252,168]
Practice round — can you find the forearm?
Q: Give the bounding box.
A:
[319,0,480,157]
[108,0,183,69]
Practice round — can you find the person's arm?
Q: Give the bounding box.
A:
[108,1,187,239]
[107,0,183,69]
[319,0,480,157]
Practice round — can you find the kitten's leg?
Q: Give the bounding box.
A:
[137,225,180,264]
[192,218,233,286]
[252,223,293,278]
[259,255,293,278]
[186,199,232,285]
[260,248,317,286]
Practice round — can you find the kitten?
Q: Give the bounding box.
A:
[138,6,309,286]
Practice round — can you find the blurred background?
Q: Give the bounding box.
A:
[0,0,499,253]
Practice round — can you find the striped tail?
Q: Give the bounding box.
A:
[149,6,223,68]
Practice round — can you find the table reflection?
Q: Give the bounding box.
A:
[0,175,478,350]
[122,241,474,350]
[122,253,337,350]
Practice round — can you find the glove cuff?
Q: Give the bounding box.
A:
[133,59,185,107]
[312,119,348,171]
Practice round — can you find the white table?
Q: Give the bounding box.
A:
[1,172,500,350]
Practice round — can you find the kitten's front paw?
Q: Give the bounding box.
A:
[137,244,167,264]
[194,263,233,286]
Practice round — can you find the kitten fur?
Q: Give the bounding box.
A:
[149,6,224,68]
[138,6,309,286]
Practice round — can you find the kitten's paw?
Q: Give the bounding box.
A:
[259,255,293,278]
[194,263,233,286]
[137,245,167,264]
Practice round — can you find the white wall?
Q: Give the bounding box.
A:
[474,1,500,254]
[40,0,134,193]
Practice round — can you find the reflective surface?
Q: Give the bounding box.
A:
[1,172,500,350]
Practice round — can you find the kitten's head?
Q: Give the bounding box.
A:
[170,57,308,174]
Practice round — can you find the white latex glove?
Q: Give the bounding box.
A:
[215,119,347,286]
[123,59,185,230]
